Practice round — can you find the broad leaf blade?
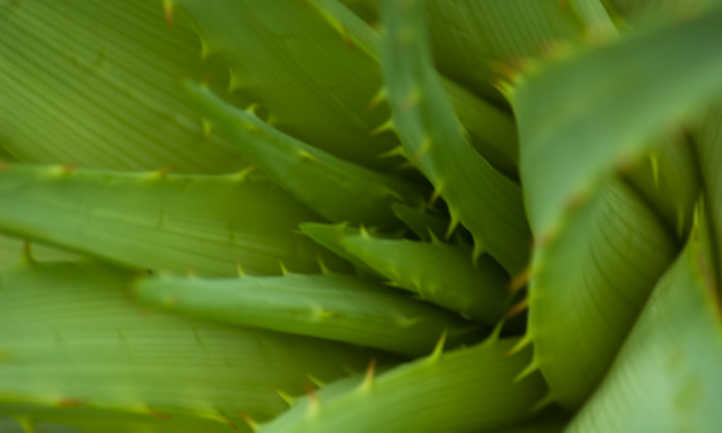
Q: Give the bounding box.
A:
[0,164,346,276]
[0,0,243,172]
[259,337,546,433]
[514,6,722,237]
[0,261,381,431]
[526,180,675,408]
[564,204,722,432]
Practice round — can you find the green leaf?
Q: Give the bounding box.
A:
[183,82,425,227]
[311,0,520,176]
[524,180,676,408]
[258,336,547,433]
[513,6,722,237]
[133,272,480,356]
[379,0,531,273]
[0,0,243,172]
[564,203,722,432]
[0,261,381,431]
[0,164,347,276]
[171,0,398,169]
[427,0,614,101]
[300,223,510,324]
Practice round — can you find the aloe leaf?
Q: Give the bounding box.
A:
[258,336,546,433]
[0,261,382,431]
[390,203,448,241]
[170,0,399,169]
[301,223,509,323]
[0,164,347,276]
[183,82,425,227]
[0,0,245,172]
[564,204,722,433]
[513,6,722,237]
[427,0,614,101]
[379,0,531,274]
[524,179,676,408]
[311,0,520,176]
[133,272,479,356]
[341,234,511,323]
[625,135,700,239]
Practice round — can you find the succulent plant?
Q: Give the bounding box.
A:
[0,0,721,432]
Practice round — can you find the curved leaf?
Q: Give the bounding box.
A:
[564,204,722,432]
[300,223,509,324]
[183,82,425,227]
[427,0,614,101]
[379,0,531,273]
[259,336,547,433]
[514,6,722,237]
[171,0,397,169]
[310,0,520,176]
[524,180,676,408]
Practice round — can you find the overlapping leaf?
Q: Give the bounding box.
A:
[564,204,722,432]
[513,6,722,237]
[523,180,675,408]
[134,272,479,356]
[0,261,381,432]
[379,0,531,273]
[258,336,546,433]
[0,164,346,276]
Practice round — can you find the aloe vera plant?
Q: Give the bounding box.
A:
[1,0,722,432]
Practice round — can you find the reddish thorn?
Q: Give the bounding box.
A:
[505,297,529,319]
[58,398,85,408]
[305,384,319,404]
[148,410,171,419]
[238,411,259,431]
[163,0,174,26]
[61,164,77,174]
[507,267,531,294]
[156,166,173,176]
